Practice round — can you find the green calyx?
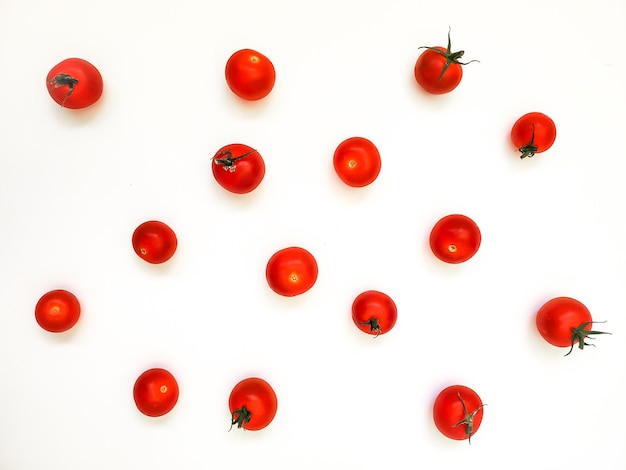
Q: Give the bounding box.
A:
[213,149,257,172]
[230,404,252,430]
[418,27,479,80]
[452,392,485,444]
[360,318,382,337]
[565,321,611,356]
[50,73,79,106]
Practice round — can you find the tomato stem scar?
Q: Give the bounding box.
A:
[565,320,611,356]
[160,385,168,393]
[452,392,485,444]
[448,244,457,253]
[417,27,479,80]
[213,149,258,172]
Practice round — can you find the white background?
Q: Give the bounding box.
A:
[1,0,625,469]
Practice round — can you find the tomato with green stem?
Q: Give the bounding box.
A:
[536,297,610,356]
[225,49,276,101]
[414,29,478,95]
[35,289,81,333]
[229,377,278,431]
[351,290,397,337]
[133,368,179,417]
[132,220,177,264]
[266,247,318,297]
[46,58,103,109]
[429,214,481,264]
[212,143,265,194]
[510,112,557,159]
[433,385,485,443]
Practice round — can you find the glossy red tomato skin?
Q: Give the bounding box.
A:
[333,137,381,187]
[351,290,398,336]
[229,377,278,431]
[132,221,177,264]
[510,112,557,157]
[266,247,318,297]
[536,297,592,347]
[414,47,462,95]
[35,289,81,333]
[212,143,266,194]
[46,58,103,109]
[225,49,276,101]
[433,385,484,441]
[429,214,481,264]
[133,368,179,417]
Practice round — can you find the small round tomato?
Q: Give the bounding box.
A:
[46,58,103,109]
[433,385,485,443]
[429,214,481,264]
[414,29,478,95]
[536,297,610,356]
[229,377,278,431]
[133,368,179,417]
[333,137,381,187]
[35,289,81,333]
[266,247,318,297]
[510,112,557,159]
[225,49,276,101]
[132,220,177,264]
[212,144,265,194]
[351,290,397,337]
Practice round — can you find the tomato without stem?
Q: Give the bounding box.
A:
[510,112,557,159]
[225,49,276,101]
[229,377,278,431]
[212,143,265,194]
[333,137,381,187]
[266,247,318,297]
[46,58,103,109]
[433,385,485,443]
[429,214,481,264]
[133,368,179,417]
[35,289,81,333]
[536,297,610,356]
[351,290,397,337]
[414,29,478,95]
[132,220,177,264]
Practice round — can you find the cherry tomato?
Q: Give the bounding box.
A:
[212,143,265,194]
[351,290,397,337]
[433,385,485,443]
[414,29,478,95]
[536,297,610,356]
[266,247,318,297]
[225,49,276,101]
[133,368,179,417]
[46,58,103,109]
[333,137,381,187]
[35,289,81,333]
[229,377,278,431]
[132,220,177,264]
[510,112,557,159]
[429,214,481,264]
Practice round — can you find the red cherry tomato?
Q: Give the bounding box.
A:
[333,137,381,187]
[266,247,318,297]
[133,368,179,417]
[351,290,397,337]
[433,385,485,442]
[510,112,557,159]
[132,220,177,264]
[46,58,103,109]
[211,143,265,194]
[414,29,478,95]
[429,214,481,264]
[35,289,81,333]
[536,297,610,356]
[225,49,276,101]
[229,377,278,431]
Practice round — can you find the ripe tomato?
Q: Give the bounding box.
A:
[333,137,381,187]
[536,297,610,356]
[212,144,265,194]
[510,112,557,159]
[225,49,276,101]
[429,214,481,264]
[133,368,179,417]
[266,247,318,297]
[35,289,81,333]
[351,290,397,337]
[229,377,278,431]
[46,58,103,109]
[132,220,177,264]
[433,385,485,443]
[414,29,478,95]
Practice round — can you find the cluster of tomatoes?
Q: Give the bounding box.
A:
[40,31,609,443]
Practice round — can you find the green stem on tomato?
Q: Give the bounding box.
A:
[50,73,79,106]
[230,404,252,430]
[518,123,539,159]
[452,392,485,444]
[359,318,382,337]
[565,321,611,356]
[213,149,258,173]
[418,27,479,80]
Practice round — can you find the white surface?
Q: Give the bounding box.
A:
[1,1,625,468]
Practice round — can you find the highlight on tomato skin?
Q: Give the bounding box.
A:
[225,49,276,101]
[34,289,81,333]
[46,58,103,109]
